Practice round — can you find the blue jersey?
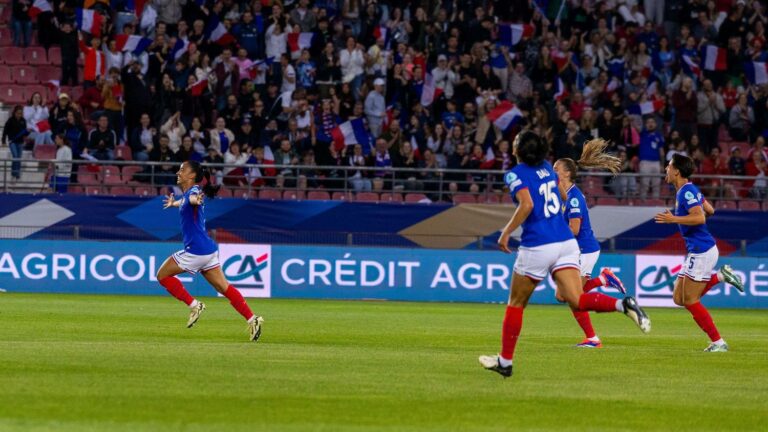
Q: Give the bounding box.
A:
[179,185,218,255]
[675,183,716,253]
[639,131,664,161]
[505,161,574,247]
[564,185,600,253]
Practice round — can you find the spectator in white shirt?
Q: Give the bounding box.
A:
[23,92,53,146]
[266,20,288,60]
[365,78,387,137]
[340,36,366,98]
[432,55,459,100]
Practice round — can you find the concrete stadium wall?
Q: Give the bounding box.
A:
[1,240,766,309]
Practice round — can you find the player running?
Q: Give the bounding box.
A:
[654,154,744,352]
[479,131,650,378]
[553,139,628,348]
[157,161,264,342]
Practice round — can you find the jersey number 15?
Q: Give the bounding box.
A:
[539,181,561,218]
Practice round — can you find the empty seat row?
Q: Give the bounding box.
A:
[0,46,61,65]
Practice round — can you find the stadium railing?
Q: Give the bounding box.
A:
[0,158,766,210]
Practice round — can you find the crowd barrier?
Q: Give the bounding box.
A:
[1,240,765,309]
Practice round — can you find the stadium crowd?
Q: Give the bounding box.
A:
[3,0,768,201]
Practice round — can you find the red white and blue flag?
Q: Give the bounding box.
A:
[497,23,534,47]
[170,38,189,61]
[44,79,60,95]
[373,25,388,42]
[701,45,727,71]
[486,101,523,131]
[331,118,373,153]
[28,0,52,18]
[744,61,768,85]
[205,16,235,46]
[189,77,208,96]
[420,73,443,107]
[628,100,665,116]
[76,8,105,37]
[247,57,275,79]
[554,77,568,101]
[115,34,153,55]
[681,55,701,76]
[287,32,314,58]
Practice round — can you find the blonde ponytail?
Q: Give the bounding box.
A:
[577,138,622,175]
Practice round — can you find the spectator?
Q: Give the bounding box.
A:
[149,134,177,185]
[672,77,698,141]
[122,61,153,135]
[51,134,73,194]
[222,142,249,186]
[274,139,300,186]
[340,37,366,98]
[161,112,187,153]
[372,138,393,181]
[2,106,27,183]
[697,79,726,153]
[79,35,106,88]
[554,119,586,161]
[187,117,210,156]
[611,149,638,198]
[426,123,450,168]
[209,117,235,155]
[23,92,54,146]
[729,146,747,176]
[348,144,372,191]
[638,117,665,199]
[154,0,185,34]
[745,150,768,199]
[246,145,277,188]
[11,0,32,47]
[204,147,225,184]
[701,147,730,195]
[78,78,105,120]
[666,137,689,162]
[728,93,754,142]
[365,78,386,137]
[62,111,88,157]
[265,18,288,60]
[747,136,768,162]
[87,115,118,161]
[58,22,79,86]
[130,113,156,162]
[233,11,262,59]
[432,55,459,100]
[290,0,317,32]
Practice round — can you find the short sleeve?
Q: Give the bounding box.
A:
[189,185,201,196]
[681,186,702,212]
[567,195,583,219]
[504,170,526,197]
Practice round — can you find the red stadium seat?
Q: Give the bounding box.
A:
[283,190,305,201]
[68,185,84,194]
[33,145,56,160]
[501,194,514,204]
[121,165,144,183]
[24,47,48,65]
[110,186,134,196]
[78,172,100,186]
[47,47,62,65]
[715,200,737,210]
[307,190,331,200]
[332,192,352,201]
[355,192,379,202]
[0,65,11,83]
[0,85,25,104]
[85,186,104,196]
[404,193,429,203]
[738,200,761,211]
[37,65,60,84]
[0,8,11,28]
[453,193,477,204]
[216,188,233,199]
[134,186,154,197]
[258,189,282,200]
[0,47,25,65]
[11,65,38,84]
[114,145,132,161]
[380,193,403,203]
[102,166,123,185]
[596,197,621,206]
[0,28,12,47]
[24,85,47,102]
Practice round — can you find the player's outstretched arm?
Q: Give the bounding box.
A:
[162,194,181,209]
[654,206,706,226]
[498,189,534,253]
[188,193,204,206]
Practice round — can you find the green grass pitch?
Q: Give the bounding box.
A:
[0,293,766,432]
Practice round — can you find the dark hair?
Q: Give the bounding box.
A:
[187,161,220,199]
[671,154,695,179]
[513,130,549,166]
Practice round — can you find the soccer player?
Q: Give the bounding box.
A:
[654,154,744,352]
[553,139,628,348]
[479,131,650,378]
[157,161,265,342]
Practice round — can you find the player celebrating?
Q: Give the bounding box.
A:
[554,139,627,348]
[654,154,744,352]
[157,161,265,342]
[479,131,650,378]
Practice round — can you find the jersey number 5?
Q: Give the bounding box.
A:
[539,181,561,218]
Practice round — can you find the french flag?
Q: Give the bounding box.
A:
[44,79,60,95]
[76,8,105,37]
[605,77,621,94]
[701,45,727,71]
[554,77,568,101]
[205,16,235,46]
[331,118,373,153]
[497,23,534,47]
[189,77,208,96]
[170,38,189,61]
[628,100,664,116]
[28,0,52,18]
[247,145,276,182]
[115,35,153,55]
[681,55,701,76]
[420,73,443,107]
[744,61,768,85]
[121,0,147,16]
[373,25,388,42]
[248,57,274,79]
[288,32,314,57]
[486,101,523,131]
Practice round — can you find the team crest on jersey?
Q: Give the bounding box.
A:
[684,191,696,205]
[570,198,579,207]
[505,172,518,185]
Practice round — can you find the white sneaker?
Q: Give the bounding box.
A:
[248,316,265,342]
[704,342,729,352]
[187,302,206,328]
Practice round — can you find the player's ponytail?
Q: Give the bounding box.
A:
[576,138,622,175]
[188,161,221,199]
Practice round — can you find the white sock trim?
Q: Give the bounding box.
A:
[498,355,512,367]
[189,299,200,309]
[713,338,726,345]
[615,300,624,313]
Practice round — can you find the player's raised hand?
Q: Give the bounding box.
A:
[654,209,675,224]
[163,193,176,209]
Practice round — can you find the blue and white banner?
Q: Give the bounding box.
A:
[0,240,766,308]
